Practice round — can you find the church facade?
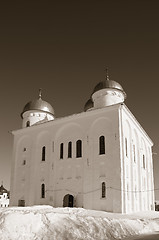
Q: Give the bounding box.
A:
[10,75,155,213]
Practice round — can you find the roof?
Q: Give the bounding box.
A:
[84,98,93,111]
[92,80,126,98]
[0,184,8,195]
[21,96,54,118]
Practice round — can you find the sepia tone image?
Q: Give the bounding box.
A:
[0,1,159,239]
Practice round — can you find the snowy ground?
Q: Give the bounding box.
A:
[0,206,159,240]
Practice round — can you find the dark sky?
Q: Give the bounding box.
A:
[0,0,159,199]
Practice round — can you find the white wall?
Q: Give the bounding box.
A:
[22,110,54,128]
[10,103,154,213]
[119,104,154,213]
[0,193,9,207]
[11,104,123,212]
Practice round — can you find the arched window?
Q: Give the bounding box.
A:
[68,141,72,158]
[99,136,105,155]
[125,138,128,157]
[26,121,30,127]
[42,146,46,161]
[76,140,82,158]
[102,182,106,198]
[41,183,45,198]
[60,143,64,159]
[143,154,146,169]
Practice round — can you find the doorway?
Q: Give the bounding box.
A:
[18,199,25,207]
[63,194,74,207]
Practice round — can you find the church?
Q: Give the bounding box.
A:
[10,73,155,213]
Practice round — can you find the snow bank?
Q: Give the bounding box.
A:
[0,206,159,240]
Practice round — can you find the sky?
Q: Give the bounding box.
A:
[0,0,158,199]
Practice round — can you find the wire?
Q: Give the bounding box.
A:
[46,186,159,195]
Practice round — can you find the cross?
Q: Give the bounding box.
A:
[39,88,42,99]
[105,67,109,81]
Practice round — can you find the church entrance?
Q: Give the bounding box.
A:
[18,199,25,207]
[63,194,74,207]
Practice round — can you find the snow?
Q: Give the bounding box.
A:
[0,206,159,240]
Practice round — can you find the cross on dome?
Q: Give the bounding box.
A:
[39,88,42,99]
[105,67,109,81]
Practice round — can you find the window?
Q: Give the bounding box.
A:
[99,136,105,155]
[76,140,82,158]
[60,143,64,159]
[68,142,72,158]
[143,154,146,169]
[42,146,46,161]
[23,160,26,165]
[41,183,45,198]
[26,121,30,127]
[102,182,106,198]
[125,138,128,157]
[23,148,26,152]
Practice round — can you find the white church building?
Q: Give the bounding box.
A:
[0,184,9,207]
[10,74,155,213]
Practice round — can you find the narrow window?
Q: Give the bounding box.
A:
[102,182,106,198]
[41,183,45,198]
[23,148,26,152]
[23,160,26,165]
[143,154,146,169]
[60,143,64,159]
[76,140,82,158]
[99,136,105,155]
[125,138,128,157]
[26,121,30,127]
[42,146,46,161]
[52,141,54,152]
[68,141,72,158]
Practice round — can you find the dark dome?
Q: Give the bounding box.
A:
[92,80,126,98]
[21,97,54,118]
[84,98,93,111]
[0,184,8,195]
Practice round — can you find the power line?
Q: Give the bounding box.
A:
[46,186,158,195]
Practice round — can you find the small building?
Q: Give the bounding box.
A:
[0,184,9,207]
[10,74,155,213]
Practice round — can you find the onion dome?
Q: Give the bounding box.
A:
[92,68,126,98]
[92,79,126,99]
[21,89,54,118]
[84,98,93,111]
[0,184,8,195]
[91,69,127,109]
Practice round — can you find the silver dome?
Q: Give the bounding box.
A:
[21,91,54,118]
[92,80,126,98]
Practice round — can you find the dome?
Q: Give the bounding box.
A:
[92,80,126,98]
[0,184,8,195]
[84,98,93,111]
[21,90,54,118]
